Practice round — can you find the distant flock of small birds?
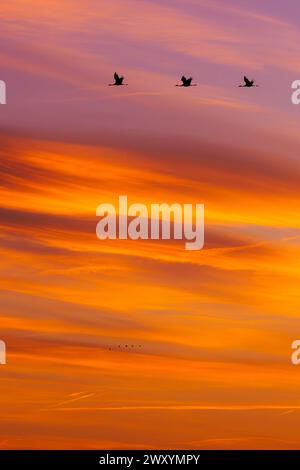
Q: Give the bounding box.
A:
[109,72,259,88]
[107,344,142,351]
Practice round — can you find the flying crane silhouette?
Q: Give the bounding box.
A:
[175,76,197,87]
[239,76,259,88]
[109,72,127,86]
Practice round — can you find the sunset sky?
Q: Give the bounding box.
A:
[1,0,300,449]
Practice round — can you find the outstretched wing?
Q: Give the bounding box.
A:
[244,76,251,86]
[186,77,192,85]
[181,75,187,84]
[114,72,120,82]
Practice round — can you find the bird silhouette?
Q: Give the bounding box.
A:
[109,72,127,86]
[176,76,197,87]
[239,76,259,87]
